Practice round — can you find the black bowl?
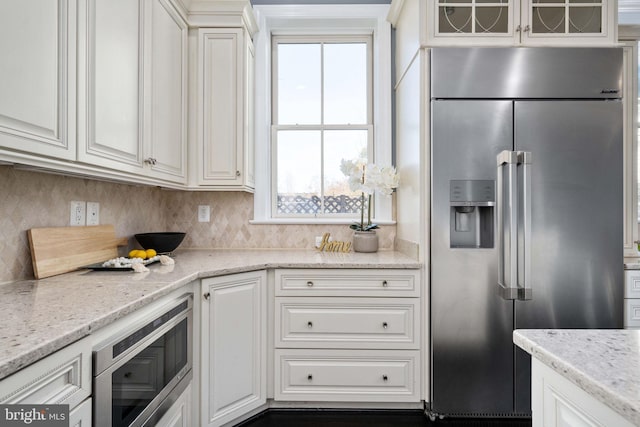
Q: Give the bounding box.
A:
[134,232,186,254]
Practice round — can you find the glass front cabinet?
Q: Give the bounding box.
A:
[426,0,616,46]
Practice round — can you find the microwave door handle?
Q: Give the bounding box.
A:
[497,150,519,300]
[518,151,533,300]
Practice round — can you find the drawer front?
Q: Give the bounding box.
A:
[275,297,419,349]
[624,299,640,329]
[275,269,420,297]
[625,271,640,298]
[0,337,91,408]
[274,349,420,402]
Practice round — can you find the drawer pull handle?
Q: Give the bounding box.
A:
[382,280,388,287]
[307,374,313,381]
[307,281,314,287]
[383,375,388,381]
[307,321,313,328]
[382,322,388,329]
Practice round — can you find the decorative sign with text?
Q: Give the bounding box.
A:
[316,233,351,253]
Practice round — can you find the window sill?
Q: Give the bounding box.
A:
[249,218,396,226]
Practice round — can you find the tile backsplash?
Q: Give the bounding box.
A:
[0,166,395,283]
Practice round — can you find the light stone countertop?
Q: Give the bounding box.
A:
[514,329,640,426]
[0,249,420,380]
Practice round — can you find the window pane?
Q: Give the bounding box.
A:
[277,44,321,125]
[276,130,321,214]
[323,130,368,214]
[324,43,368,125]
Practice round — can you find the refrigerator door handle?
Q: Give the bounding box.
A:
[518,151,533,300]
[497,150,519,300]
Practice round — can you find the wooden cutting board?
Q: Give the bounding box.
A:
[28,225,128,279]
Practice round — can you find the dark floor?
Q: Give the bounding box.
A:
[234,410,532,427]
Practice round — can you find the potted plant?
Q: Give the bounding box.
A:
[340,159,399,252]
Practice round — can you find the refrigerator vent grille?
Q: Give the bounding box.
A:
[445,412,531,419]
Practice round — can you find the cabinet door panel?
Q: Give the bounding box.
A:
[146,0,187,183]
[202,271,266,427]
[198,29,243,186]
[78,0,143,172]
[0,0,75,160]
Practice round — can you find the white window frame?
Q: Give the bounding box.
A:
[250,4,393,225]
[271,34,373,219]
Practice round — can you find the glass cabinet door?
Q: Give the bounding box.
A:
[426,0,614,46]
[436,0,512,35]
[529,0,603,35]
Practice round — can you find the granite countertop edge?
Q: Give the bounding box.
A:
[0,249,421,381]
[514,330,640,426]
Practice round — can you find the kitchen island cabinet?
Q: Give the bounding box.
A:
[514,329,640,427]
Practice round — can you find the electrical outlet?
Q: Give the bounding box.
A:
[70,201,86,226]
[87,202,100,226]
[198,205,210,223]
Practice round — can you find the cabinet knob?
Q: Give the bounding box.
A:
[307,321,313,328]
[516,24,522,32]
[382,322,388,329]
[236,170,241,177]
[382,375,388,382]
[307,374,313,381]
[203,292,210,300]
[144,157,157,165]
[307,281,314,287]
[382,280,388,287]
[523,25,530,33]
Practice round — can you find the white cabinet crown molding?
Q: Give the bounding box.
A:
[186,0,257,35]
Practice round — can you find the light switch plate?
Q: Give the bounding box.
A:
[198,205,210,223]
[87,202,100,226]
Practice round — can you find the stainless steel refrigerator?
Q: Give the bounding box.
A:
[429,47,623,418]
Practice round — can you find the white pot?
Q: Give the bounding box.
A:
[353,230,378,253]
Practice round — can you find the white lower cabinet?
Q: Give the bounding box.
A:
[201,271,267,427]
[273,269,421,404]
[69,397,92,427]
[156,385,192,427]
[0,336,92,424]
[532,358,633,427]
[275,349,420,402]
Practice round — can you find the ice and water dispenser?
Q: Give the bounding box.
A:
[449,180,495,248]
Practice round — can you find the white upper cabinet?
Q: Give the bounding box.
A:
[0,0,76,160]
[78,0,187,184]
[143,0,188,183]
[77,0,144,174]
[194,27,255,190]
[419,0,617,46]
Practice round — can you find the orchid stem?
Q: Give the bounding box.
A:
[360,192,365,230]
[367,194,372,227]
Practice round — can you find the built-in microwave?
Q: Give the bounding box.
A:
[93,293,193,427]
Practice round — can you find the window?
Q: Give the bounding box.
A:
[251,5,392,224]
[272,36,372,218]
